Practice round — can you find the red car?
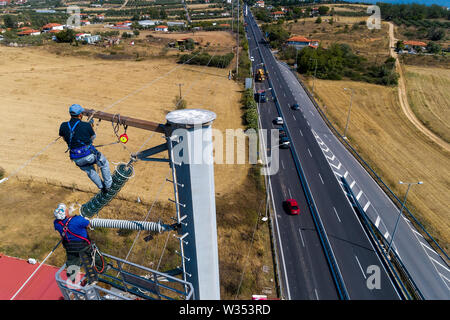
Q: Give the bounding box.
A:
[286,199,300,215]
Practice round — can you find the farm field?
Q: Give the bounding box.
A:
[403,65,450,144]
[306,78,450,251]
[0,43,276,298]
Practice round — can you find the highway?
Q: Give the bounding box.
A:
[245,8,402,300]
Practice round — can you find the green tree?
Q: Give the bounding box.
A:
[315,17,322,24]
[318,6,330,16]
[3,15,17,28]
[55,29,75,43]
[427,27,445,41]
[395,40,405,52]
[426,41,441,54]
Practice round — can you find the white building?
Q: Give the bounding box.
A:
[155,25,168,32]
[138,20,159,27]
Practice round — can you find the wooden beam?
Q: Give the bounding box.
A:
[82,109,165,133]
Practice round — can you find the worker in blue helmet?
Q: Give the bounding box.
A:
[59,104,112,193]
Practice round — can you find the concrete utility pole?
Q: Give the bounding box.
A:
[166,109,220,300]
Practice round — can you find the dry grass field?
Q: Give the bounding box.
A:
[306,78,450,251]
[0,41,277,299]
[285,16,390,63]
[403,66,450,144]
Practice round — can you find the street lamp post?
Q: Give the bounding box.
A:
[387,181,423,256]
[343,87,354,139]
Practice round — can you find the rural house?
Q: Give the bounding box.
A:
[271,11,285,19]
[17,29,40,36]
[42,23,64,32]
[155,25,168,32]
[285,36,320,50]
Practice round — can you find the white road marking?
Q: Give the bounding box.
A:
[384,231,390,239]
[308,149,312,157]
[309,110,315,117]
[293,114,296,120]
[344,171,349,178]
[318,173,324,184]
[356,190,363,200]
[281,159,285,169]
[355,255,366,279]
[334,171,343,178]
[330,162,342,170]
[375,216,381,228]
[350,181,356,189]
[363,201,371,212]
[412,228,425,238]
[299,129,303,136]
[430,257,450,273]
[288,188,292,199]
[298,228,306,247]
[326,154,335,161]
[314,289,319,300]
[333,207,341,223]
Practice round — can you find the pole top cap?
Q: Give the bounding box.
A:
[166,109,216,128]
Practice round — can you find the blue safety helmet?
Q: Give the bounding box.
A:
[69,104,84,116]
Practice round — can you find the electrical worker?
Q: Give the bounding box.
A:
[59,104,112,193]
[53,203,104,283]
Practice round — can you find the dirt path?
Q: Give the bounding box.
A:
[387,22,450,153]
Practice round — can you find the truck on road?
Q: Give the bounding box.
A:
[256,68,265,82]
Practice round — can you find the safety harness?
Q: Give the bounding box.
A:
[58,217,91,245]
[58,217,105,274]
[66,120,98,160]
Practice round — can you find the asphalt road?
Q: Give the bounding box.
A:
[245,8,401,300]
[276,54,450,300]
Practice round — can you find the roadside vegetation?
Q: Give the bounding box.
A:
[178,51,235,68]
[284,43,398,85]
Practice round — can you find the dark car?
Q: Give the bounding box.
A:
[291,103,300,110]
[280,136,290,149]
[279,129,287,138]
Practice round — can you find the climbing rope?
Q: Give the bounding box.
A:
[10,239,63,300]
[91,243,105,274]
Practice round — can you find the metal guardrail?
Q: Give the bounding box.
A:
[341,176,424,300]
[289,67,449,264]
[247,16,349,300]
[55,252,195,300]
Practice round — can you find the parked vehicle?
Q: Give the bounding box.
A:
[291,103,300,110]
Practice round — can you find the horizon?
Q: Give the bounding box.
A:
[343,0,450,7]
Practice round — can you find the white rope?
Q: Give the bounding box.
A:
[0,136,61,186]
[10,240,62,300]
